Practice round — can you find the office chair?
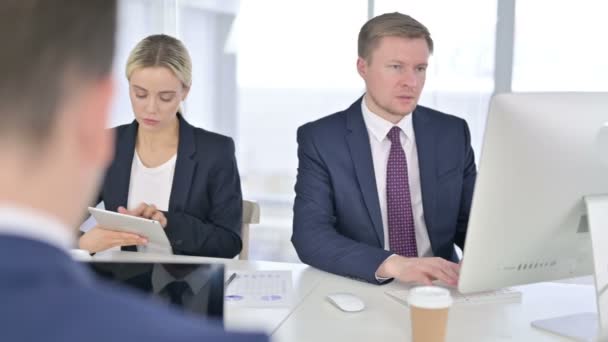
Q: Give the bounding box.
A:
[239,200,260,260]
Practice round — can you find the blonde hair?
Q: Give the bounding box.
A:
[358,12,434,61]
[125,34,192,113]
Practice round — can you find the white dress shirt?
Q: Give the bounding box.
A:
[0,204,74,252]
[361,98,433,257]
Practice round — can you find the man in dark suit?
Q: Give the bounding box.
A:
[0,1,265,341]
[292,12,476,285]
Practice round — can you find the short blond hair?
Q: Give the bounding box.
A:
[358,12,433,61]
[126,34,192,88]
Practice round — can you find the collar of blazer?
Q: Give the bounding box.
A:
[110,113,197,213]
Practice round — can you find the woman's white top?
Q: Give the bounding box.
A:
[80,151,177,255]
[127,151,177,212]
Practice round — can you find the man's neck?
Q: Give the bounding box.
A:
[0,200,76,251]
[0,185,72,230]
[363,93,410,125]
[0,151,78,230]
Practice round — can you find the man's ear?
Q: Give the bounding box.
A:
[74,76,115,168]
[356,57,368,79]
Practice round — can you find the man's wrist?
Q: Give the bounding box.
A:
[375,254,398,281]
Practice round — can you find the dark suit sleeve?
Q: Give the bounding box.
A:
[292,126,392,284]
[164,140,243,258]
[454,120,477,250]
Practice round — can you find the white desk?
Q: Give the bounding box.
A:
[91,252,597,341]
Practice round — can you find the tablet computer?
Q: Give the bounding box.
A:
[88,207,173,254]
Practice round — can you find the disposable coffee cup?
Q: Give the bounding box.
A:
[407,286,453,342]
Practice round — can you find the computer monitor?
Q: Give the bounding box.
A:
[83,261,225,323]
[458,92,608,340]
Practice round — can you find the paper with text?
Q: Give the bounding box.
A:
[224,270,292,307]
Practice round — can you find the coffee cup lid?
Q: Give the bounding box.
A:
[407,286,453,309]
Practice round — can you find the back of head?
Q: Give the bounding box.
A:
[0,0,117,146]
[0,0,117,227]
[358,12,434,61]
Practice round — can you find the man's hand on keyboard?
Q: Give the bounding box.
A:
[431,280,458,289]
[376,256,460,286]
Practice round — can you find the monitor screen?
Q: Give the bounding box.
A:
[459,92,608,293]
[83,261,224,322]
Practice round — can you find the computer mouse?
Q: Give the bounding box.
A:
[326,292,365,312]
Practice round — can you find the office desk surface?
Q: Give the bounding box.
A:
[91,252,597,342]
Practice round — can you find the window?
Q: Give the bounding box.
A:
[233,0,368,261]
[512,0,608,91]
[110,0,168,127]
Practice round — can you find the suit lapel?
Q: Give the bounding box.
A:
[413,107,436,234]
[346,98,384,247]
[108,122,137,210]
[169,114,197,212]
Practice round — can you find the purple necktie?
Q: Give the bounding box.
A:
[387,126,418,257]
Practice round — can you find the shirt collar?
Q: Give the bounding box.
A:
[361,96,414,143]
[0,204,75,251]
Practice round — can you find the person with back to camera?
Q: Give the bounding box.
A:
[0,1,266,341]
[79,34,243,258]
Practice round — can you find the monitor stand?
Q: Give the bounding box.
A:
[531,195,608,342]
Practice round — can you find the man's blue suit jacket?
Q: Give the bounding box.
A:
[0,234,267,342]
[98,114,243,258]
[292,97,477,283]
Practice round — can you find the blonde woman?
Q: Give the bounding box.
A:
[79,34,243,258]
